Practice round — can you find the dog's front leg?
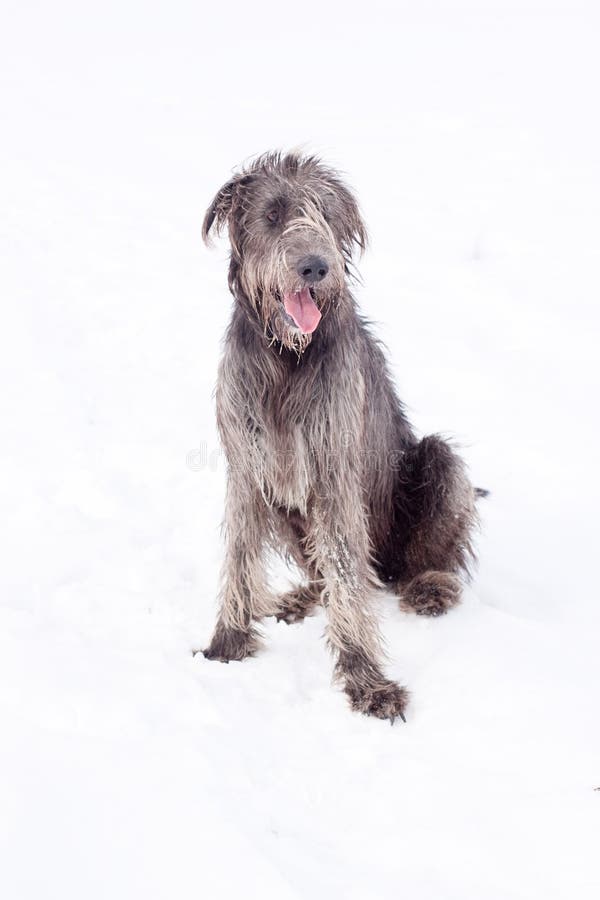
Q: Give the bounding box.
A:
[310,504,409,722]
[203,477,273,662]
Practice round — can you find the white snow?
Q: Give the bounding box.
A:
[1,1,599,897]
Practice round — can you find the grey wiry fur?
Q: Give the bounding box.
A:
[202,151,479,722]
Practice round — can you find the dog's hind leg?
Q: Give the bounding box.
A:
[275,585,322,624]
[272,507,323,624]
[203,477,274,662]
[394,435,477,617]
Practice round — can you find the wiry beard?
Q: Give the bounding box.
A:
[251,282,343,355]
[237,276,344,354]
[238,261,345,356]
[265,296,316,355]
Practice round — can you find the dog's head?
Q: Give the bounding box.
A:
[203,152,367,351]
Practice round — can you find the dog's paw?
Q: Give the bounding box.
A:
[399,571,462,617]
[347,680,409,723]
[275,587,319,624]
[200,625,260,662]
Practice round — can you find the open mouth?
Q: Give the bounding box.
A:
[281,286,322,334]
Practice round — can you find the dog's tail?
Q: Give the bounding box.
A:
[474,487,490,499]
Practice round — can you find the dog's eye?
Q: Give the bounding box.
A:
[266,207,280,226]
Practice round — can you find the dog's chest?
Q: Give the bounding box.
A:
[259,424,314,513]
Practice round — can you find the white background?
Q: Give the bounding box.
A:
[1,1,599,897]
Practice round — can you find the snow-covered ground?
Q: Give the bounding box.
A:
[2,2,599,897]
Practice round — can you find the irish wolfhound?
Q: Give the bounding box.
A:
[201,151,480,722]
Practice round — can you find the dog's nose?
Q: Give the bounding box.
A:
[297,255,329,283]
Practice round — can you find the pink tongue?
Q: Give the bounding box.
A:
[283,287,322,334]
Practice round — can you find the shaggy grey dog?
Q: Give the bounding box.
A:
[201,151,479,722]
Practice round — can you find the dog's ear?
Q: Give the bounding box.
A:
[338,182,369,258]
[202,174,250,246]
